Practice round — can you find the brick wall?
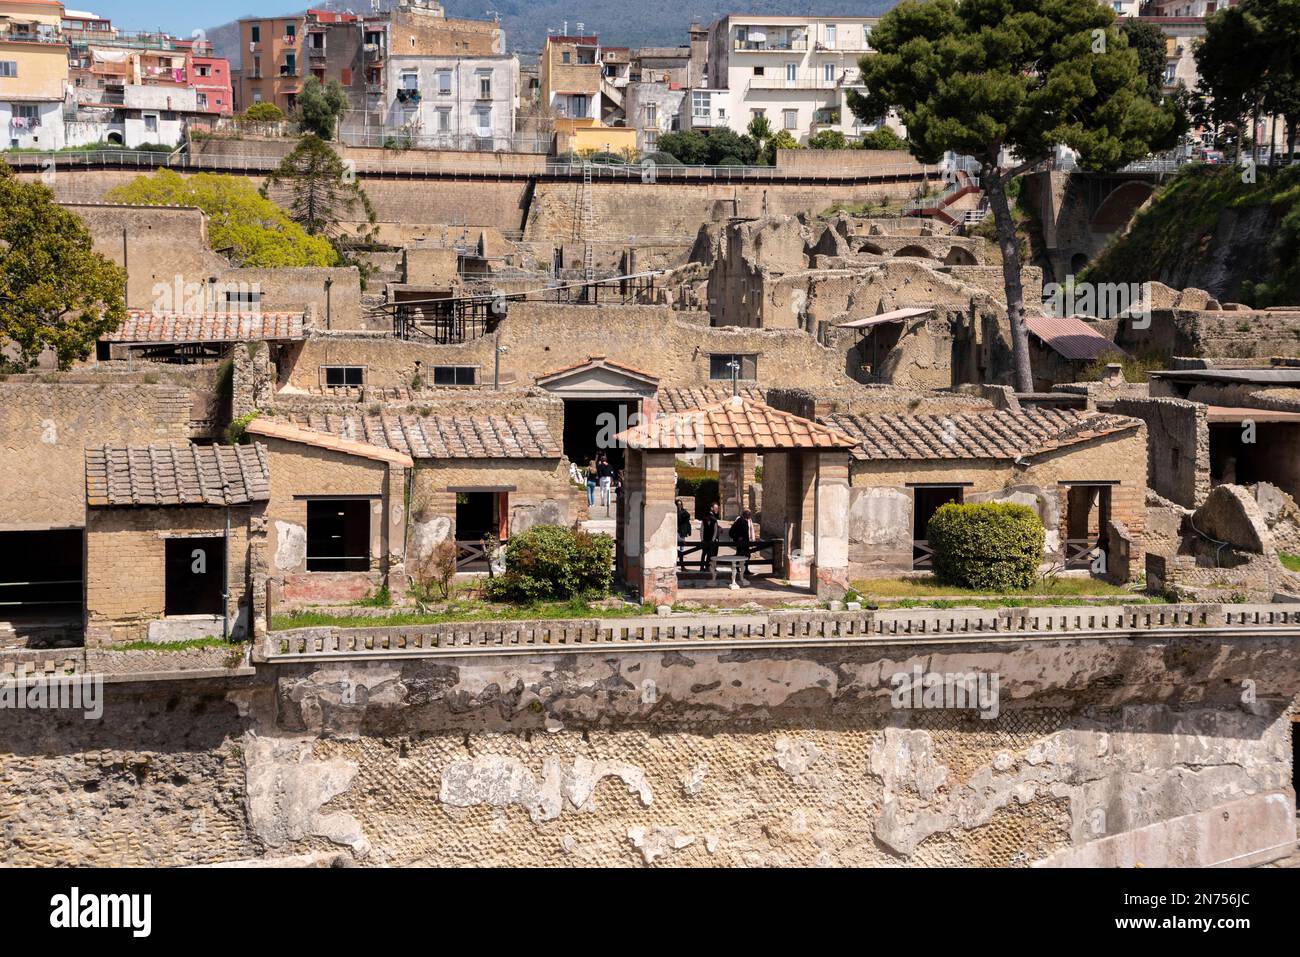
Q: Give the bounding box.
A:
[84,504,257,643]
[1110,397,1209,508]
[0,382,191,530]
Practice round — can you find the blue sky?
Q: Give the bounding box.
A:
[76,1,284,35]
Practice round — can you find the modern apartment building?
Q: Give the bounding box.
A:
[180,39,233,116]
[384,53,518,149]
[0,0,69,149]
[234,15,305,113]
[683,15,897,145]
[539,32,635,155]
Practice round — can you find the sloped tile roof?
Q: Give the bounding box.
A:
[286,412,561,460]
[656,385,766,414]
[244,418,415,467]
[86,443,270,507]
[1025,314,1125,361]
[618,395,858,451]
[101,311,306,343]
[825,408,1141,461]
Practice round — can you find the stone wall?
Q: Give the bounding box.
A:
[1109,397,1210,508]
[845,428,1149,577]
[84,504,260,644]
[0,381,191,530]
[259,436,398,606]
[2,627,1293,867]
[278,303,855,393]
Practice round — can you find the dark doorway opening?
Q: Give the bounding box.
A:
[912,486,964,569]
[853,323,905,383]
[164,536,225,616]
[1210,422,1300,501]
[0,529,83,619]
[306,499,371,572]
[455,491,505,570]
[563,398,634,472]
[1064,484,1112,569]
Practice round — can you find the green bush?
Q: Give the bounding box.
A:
[483,525,614,603]
[675,463,719,518]
[927,502,1045,591]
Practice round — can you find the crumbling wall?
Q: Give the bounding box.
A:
[1109,397,1210,508]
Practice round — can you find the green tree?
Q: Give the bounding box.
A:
[657,129,708,164]
[1195,6,1265,158]
[241,102,284,123]
[296,76,349,139]
[857,127,909,151]
[0,164,127,369]
[850,0,1176,392]
[704,127,758,165]
[747,114,774,162]
[262,135,376,245]
[1118,17,1170,99]
[763,129,799,165]
[106,168,337,267]
[808,129,849,150]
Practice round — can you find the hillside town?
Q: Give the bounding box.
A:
[0,0,1299,882]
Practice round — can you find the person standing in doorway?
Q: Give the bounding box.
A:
[729,508,759,577]
[676,498,693,570]
[597,453,613,507]
[585,458,599,506]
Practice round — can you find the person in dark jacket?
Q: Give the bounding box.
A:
[676,499,693,569]
[700,502,720,571]
[729,508,759,575]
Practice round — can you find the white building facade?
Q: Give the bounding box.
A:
[383,54,518,150]
[683,15,898,145]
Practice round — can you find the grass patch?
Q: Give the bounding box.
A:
[1281,552,1300,573]
[107,637,245,651]
[881,595,1160,610]
[353,585,392,607]
[850,575,1137,600]
[271,598,655,631]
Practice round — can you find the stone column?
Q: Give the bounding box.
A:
[812,452,850,599]
[384,464,409,600]
[787,451,817,585]
[640,451,679,605]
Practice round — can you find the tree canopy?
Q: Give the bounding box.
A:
[0,163,127,369]
[850,0,1177,391]
[296,76,349,139]
[262,135,376,245]
[106,168,337,268]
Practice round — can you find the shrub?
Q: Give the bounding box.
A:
[226,409,261,445]
[242,102,284,122]
[675,463,719,518]
[411,540,458,603]
[483,525,613,603]
[927,502,1045,591]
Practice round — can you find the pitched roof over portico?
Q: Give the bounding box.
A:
[616,395,858,452]
[535,355,660,399]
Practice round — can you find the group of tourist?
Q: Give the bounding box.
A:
[675,500,761,574]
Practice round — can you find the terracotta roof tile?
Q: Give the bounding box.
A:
[826,408,1141,461]
[86,443,270,507]
[618,395,858,451]
[285,412,561,460]
[244,418,415,467]
[102,311,306,343]
[656,385,765,414]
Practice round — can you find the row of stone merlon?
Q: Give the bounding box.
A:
[264,602,1300,660]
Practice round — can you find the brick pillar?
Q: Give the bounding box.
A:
[811,452,850,599]
[248,504,269,639]
[787,451,816,585]
[384,464,409,599]
[640,451,679,605]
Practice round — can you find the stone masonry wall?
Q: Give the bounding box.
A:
[84,505,258,644]
[2,630,1293,866]
[1110,397,1210,509]
[0,381,191,530]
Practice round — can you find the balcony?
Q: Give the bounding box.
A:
[747,69,860,92]
[308,44,327,58]
[734,37,808,52]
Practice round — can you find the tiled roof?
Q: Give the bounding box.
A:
[656,385,765,414]
[245,418,415,467]
[618,395,858,451]
[86,443,270,507]
[102,311,306,343]
[285,412,561,460]
[1025,314,1124,361]
[535,355,660,387]
[825,408,1141,461]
